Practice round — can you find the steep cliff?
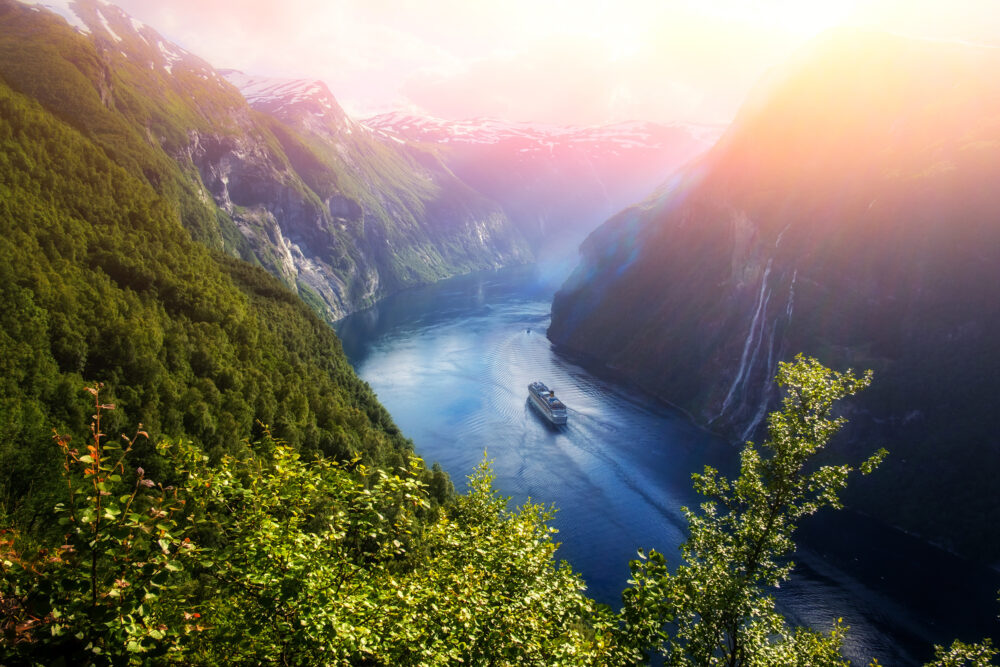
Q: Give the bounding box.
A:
[0,0,530,320]
[219,71,531,314]
[549,29,1000,560]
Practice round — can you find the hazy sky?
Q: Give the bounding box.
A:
[111,0,1000,125]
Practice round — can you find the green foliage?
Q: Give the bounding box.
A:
[180,445,622,665]
[925,639,998,667]
[3,392,623,665]
[6,357,996,666]
[1,388,197,665]
[367,461,620,666]
[622,355,887,665]
[178,431,433,664]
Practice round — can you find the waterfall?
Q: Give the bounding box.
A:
[740,270,797,441]
[741,390,771,442]
[766,317,778,374]
[742,288,772,398]
[715,259,772,421]
[775,223,792,248]
[742,319,781,442]
[786,269,797,320]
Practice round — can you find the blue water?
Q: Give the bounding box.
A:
[336,263,1000,665]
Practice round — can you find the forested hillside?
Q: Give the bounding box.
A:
[0,10,617,660]
[0,60,623,662]
[0,79,429,525]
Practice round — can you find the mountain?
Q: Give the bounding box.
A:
[1,0,530,321]
[364,112,718,256]
[0,49,444,530]
[218,70,534,314]
[548,29,1000,561]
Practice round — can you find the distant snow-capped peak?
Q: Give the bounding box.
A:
[220,70,353,132]
[363,112,722,151]
[221,71,330,110]
[362,112,579,145]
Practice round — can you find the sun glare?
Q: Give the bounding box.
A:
[685,0,862,36]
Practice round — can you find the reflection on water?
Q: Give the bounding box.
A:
[336,264,999,666]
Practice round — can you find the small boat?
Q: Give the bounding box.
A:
[527,381,568,425]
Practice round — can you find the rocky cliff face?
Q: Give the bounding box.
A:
[549,29,1000,560]
[2,0,530,320]
[218,71,537,312]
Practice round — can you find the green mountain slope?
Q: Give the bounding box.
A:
[0,77,423,526]
[0,0,529,321]
[0,0,252,254]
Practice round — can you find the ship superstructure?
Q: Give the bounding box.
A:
[527,381,568,425]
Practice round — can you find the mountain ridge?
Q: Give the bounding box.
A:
[3,0,533,320]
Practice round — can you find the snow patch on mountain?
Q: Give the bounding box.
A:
[156,39,188,74]
[129,16,148,43]
[220,70,355,136]
[95,5,121,42]
[223,71,333,111]
[15,0,90,33]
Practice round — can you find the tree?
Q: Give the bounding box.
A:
[0,386,197,665]
[2,383,622,665]
[372,460,621,666]
[925,638,998,667]
[622,355,887,665]
[182,448,622,665]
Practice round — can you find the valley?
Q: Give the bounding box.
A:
[2,0,999,664]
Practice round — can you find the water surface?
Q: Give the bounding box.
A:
[336,264,999,665]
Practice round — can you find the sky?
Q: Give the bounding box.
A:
[110,0,1000,125]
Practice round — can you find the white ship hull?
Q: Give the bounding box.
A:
[527,382,568,425]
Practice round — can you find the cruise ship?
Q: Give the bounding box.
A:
[527,381,568,425]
